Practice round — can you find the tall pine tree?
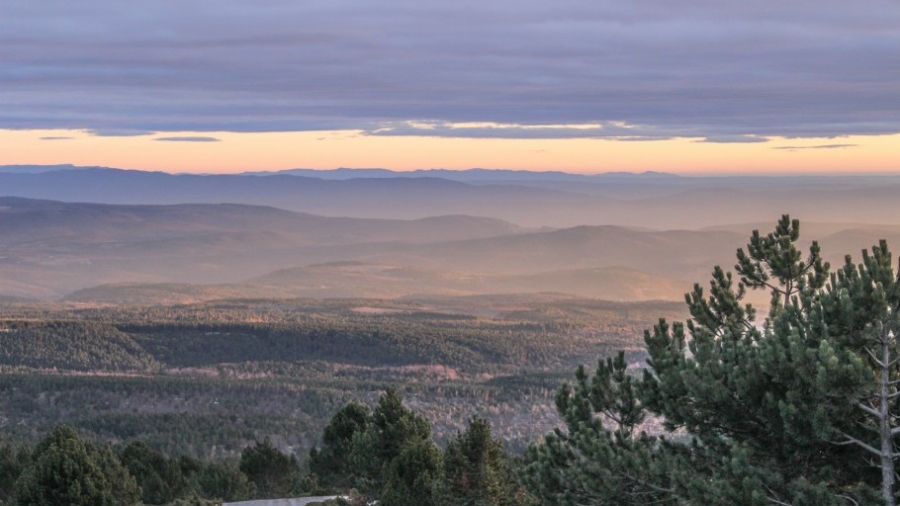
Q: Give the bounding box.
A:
[526,216,894,505]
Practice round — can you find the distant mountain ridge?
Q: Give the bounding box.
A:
[241,167,680,182]
[3,165,900,229]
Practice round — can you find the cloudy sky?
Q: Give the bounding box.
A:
[3,0,899,173]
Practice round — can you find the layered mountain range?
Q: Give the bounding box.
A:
[1,165,899,302]
[3,165,900,228]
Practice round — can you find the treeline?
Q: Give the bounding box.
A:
[305,388,535,506]
[0,389,535,506]
[1,425,273,505]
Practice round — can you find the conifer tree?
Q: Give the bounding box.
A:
[642,216,878,504]
[444,416,532,506]
[348,388,432,501]
[813,241,900,506]
[92,443,141,506]
[309,401,371,491]
[525,216,891,505]
[15,425,115,506]
[523,351,675,505]
[198,460,255,502]
[735,215,828,317]
[380,438,443,506]
[121,440,190,505]
[238,437,299,499]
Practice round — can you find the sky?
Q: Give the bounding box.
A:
[3,0,899,174]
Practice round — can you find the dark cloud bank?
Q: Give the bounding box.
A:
[2,0,899,140]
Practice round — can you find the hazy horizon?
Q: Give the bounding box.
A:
[4,162,900,178]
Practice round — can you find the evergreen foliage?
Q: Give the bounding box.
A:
[239,437,299,499]
[380,438,444,506]
[348,388,432,499]
[0,444,28,502]
[92,443,141,506]
[525,216,900,506]
[443,416,533,506]
[522,351,674,505]
[121,440,190,505]
[197,460,255,502]
[14,425,115,506]
[313,390,534,506]
[309,401,371,491]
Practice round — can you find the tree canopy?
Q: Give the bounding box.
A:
[525,216,900,506]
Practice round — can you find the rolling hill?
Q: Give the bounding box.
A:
[3,195,899,301]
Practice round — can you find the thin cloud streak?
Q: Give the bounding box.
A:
[155,136,221,142]
[773,144,858,150]
[2,0,899,139]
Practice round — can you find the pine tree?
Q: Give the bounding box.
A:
[14,425,115,506]
[121,440,190,505]
[526,216,890,505]
[523,351,675,505]
[310,401,371,491]
[444,416,534,506]
[198,460,255,502]
[813,240,900,506]
[348,388,432,500]
[239,437,299,499]
[380,438,443,506]
[644,216,884,504]
[92,443,141,506]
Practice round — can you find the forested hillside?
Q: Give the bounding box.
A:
[0,296,685,460]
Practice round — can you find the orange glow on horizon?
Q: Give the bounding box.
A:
[3,129,898,175]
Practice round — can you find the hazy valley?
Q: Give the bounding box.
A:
[3,166,900,504]
[4,167,900,303]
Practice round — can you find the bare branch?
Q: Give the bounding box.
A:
[865,347,886,368]
[835,431,885,458]
[839,495,861,506]
[857,402,884,420]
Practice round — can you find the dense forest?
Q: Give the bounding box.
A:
[0,294,681,505]
[0,295,684,461]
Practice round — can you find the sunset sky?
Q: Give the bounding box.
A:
[3,0,899,175]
